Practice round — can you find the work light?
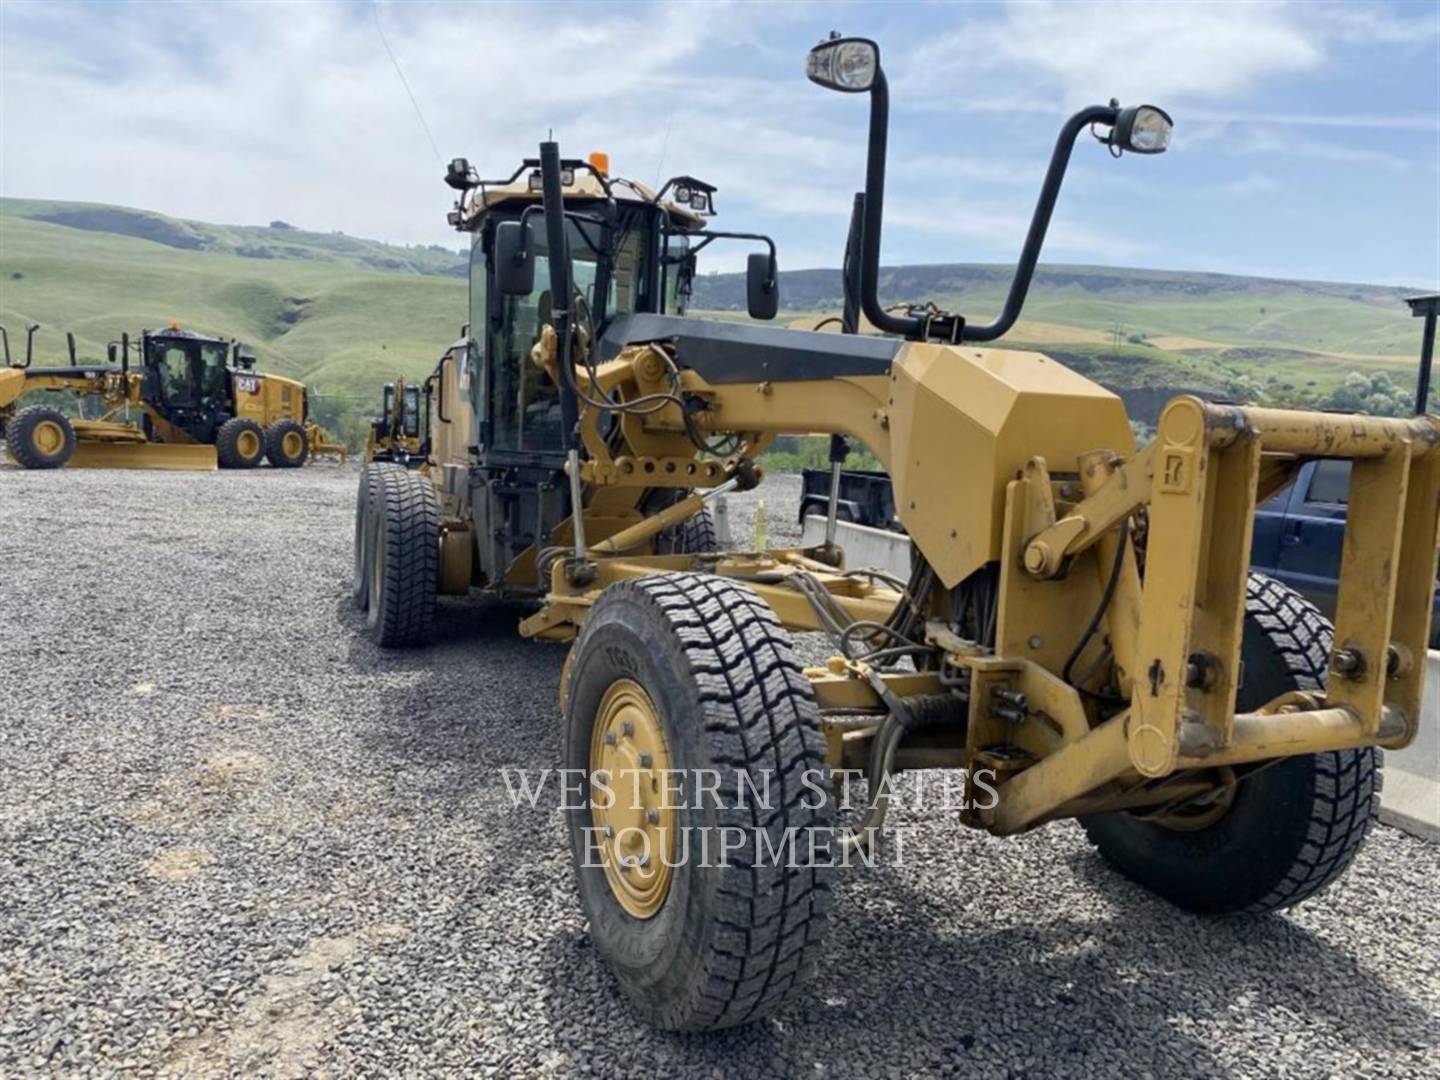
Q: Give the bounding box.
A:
[806,35,879,93]
[1110,105,1173,154]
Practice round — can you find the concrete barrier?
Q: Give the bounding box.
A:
[1381,652,1440,841]
[800,514,912,579]
[802,512,1437,841]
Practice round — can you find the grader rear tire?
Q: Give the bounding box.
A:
[216,418,265,469]
[364,467,438,647]
[264,419,309,468]
[352,463,400,609]
[7,406,75,469]
[563,573,834,1030]
[655,505,719,555]
[1082,574,1381,914]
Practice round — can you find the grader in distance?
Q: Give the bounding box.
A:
[351,35,1439,1032]
[364,375,427,467]
[0,322,345,470]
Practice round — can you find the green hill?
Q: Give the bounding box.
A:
[1,197,1429,446]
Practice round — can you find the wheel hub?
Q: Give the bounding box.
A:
[589,678,674,919]
[238,430,260,458]
[33,420,64,456]
[283,431,304,457]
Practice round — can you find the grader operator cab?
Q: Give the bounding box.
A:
[352,35,1439,1033]
[0,323,346,470]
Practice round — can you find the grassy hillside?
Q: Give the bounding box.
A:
[0,197,466,276]
[1,197,1430,448]
[0,213,465,395]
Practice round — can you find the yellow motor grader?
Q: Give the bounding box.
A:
[364,375,427,467]
[0,322,346,469]
[351,35,1438,1032]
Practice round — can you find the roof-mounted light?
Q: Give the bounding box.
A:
[444,157,472,191]
[659,175,717,216]
[527,167,575,192]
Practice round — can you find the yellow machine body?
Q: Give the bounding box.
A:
[0,343,344,470]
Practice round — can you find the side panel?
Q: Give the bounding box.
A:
[233,374,305,426]
[888,343,1135,589]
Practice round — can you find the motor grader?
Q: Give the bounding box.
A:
[0,322,346,469]
[364,375,427,467]
[351,35,1439,1032]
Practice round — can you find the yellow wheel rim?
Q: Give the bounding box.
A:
[282,430,304,458]
[33,420,65,456]
[589,678,674,919]
[237,430,261,459]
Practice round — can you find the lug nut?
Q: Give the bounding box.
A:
[603,732,618,747]
[621,721,634,737]
[645,809,660,825]
[638,753,653,768]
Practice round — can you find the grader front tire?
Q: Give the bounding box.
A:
[6,406,76,469]
[1082,574,1380,914]
[563,573,833,1031]
[364,467,439,647]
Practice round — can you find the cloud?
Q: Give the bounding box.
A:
[0,0,1433,284]
[901,1,1323,108]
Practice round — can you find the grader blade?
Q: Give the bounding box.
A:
[66,441,218,470]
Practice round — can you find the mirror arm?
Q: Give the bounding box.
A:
[856,69,918,338]
[538,141,582,453]
[961,103,1117,342]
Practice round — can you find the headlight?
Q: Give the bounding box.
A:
[806,35,879,93]
[1112,105,1173,154]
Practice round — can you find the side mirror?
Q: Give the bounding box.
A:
[494,221,535,297]
[747,252,779,320]
[107,343,117,364]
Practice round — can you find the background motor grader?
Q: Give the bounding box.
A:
[351,35,1439,1033]
[0,322,346,469]
[364,375,427,467]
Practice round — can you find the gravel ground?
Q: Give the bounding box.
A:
[1,461,1437,1078]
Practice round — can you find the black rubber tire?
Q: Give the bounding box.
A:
[1082,573,1381,915]
[6,406,75,469]
[654,505,720,555]
[216,417,265,469]
[564,573,834,1030]
[352,463,401,609]
[364,467,439,647]
[264,419,309,468]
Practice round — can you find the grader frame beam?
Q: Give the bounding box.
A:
[515,346,1439,835]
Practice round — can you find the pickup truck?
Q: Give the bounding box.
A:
[801,460,1440,643]
[1252,458,1440,646]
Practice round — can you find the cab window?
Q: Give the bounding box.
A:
[158,346,192,402]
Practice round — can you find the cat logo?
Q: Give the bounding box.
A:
[236,375,261,395]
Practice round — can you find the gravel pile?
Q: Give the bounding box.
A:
[1,461,1436,1077]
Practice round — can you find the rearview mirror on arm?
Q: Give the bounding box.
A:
[746,252,779,320]
[494,221,535,297]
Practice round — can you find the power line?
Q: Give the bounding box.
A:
[371,1,443,164]
[652,105,676,189]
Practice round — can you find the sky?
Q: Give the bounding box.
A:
[1,0,1437,286]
